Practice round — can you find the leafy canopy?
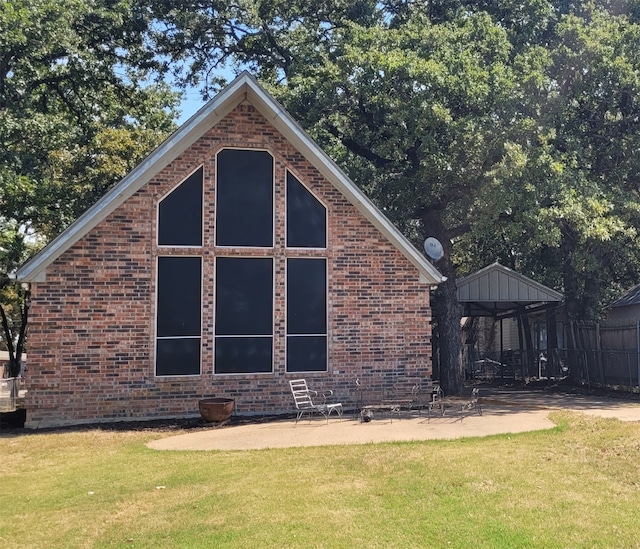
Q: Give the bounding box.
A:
[0,0,179,361]
[147,0,640,390]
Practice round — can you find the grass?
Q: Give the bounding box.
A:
[1,412,640,548]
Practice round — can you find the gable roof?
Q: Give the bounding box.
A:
[17,72,444,285]
[457,262,563,317]
[608,283,640,309]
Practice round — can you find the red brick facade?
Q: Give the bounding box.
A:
[24,104,433,427]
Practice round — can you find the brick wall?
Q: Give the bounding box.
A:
[24,104,433,427]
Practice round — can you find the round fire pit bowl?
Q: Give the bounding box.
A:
[198,398,235,423]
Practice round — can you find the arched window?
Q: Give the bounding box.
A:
[215,149,274,247]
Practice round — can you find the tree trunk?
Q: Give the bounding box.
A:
[0,284,30,378]
[421,209,464,396]
[431,274,463,395]
[546,307,558,375]
[582,271,601,321]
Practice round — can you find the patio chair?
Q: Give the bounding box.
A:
[459,387,482,419]
[289,379,343,424]
[353,378,367,420]
[410,382,446,420]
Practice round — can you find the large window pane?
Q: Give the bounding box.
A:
[156,256,202,376]
[287,258,326,335]
[286,172,326,248]
[158,167,203,246]
[216,257,273,335]
[215,257,273,374]
[215,337,273,374]
[287,258,327,372]
[157,257,202,337]
[216,149,273,247]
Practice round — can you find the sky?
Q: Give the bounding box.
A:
[177,87,206,124]
[175,66,240,124]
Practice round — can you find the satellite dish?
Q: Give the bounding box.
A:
[424,237,444,261]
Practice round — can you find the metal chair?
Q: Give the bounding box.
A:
[460,387,482,419]
[410,381,446,420]
[289,379,343,424]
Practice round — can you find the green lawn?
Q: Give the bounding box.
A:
[1,411,639,548]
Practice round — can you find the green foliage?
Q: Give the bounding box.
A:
[0,0,179,363]
[455,1,640,318]
[6,0,640,382]
[0,0,178,243]
[142,0,640,390]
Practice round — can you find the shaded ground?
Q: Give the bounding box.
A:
[0,409,296,435]
[487,376,640,401]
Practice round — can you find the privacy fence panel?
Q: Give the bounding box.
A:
[569,320,640,392]
[464,319,640,393]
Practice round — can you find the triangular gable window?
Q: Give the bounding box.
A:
[158,167,203,246]
[286,171,326,248]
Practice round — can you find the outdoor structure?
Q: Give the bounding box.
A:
[16,73,444,428]
[457,263,564,380]
[606,284,640,321]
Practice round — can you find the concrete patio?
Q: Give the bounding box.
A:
[148,389,640,451]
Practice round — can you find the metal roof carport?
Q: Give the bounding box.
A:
[457,262,563,318]
[456,263,564,380]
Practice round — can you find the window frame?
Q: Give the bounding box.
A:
[154,255,203,377]
[285,170,328,250]
[285,257,328,373]
[214,147,275,249]
[156,165,204,249]
[213,255,275,375]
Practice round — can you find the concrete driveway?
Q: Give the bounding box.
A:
[147,389,640,452]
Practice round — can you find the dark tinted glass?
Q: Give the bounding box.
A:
[286,336,327,372]
[286,172,326,248]
[216,149,273,246]
[157,257,201,337]
[158,167,203,246]
[214,337,273,374]
[156,338,201,376]
[287,258,326,334]
[215,257,273,335]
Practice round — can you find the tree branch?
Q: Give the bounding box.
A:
[260,23,294,76]
[325,123,393,168]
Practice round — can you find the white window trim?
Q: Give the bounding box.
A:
[154,255,203,378]
[156,165,205,249]
[213,255,275,376]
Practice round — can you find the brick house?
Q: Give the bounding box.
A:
[17,73,444,428]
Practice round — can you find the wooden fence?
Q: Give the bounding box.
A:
[464,319,640,392]
[567,320,640,392]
